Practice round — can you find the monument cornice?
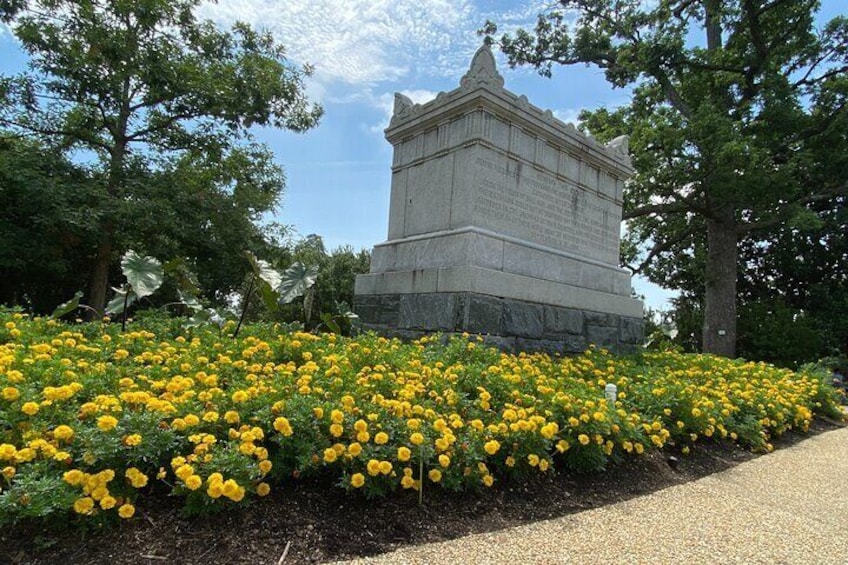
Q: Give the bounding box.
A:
[385,45,633,177]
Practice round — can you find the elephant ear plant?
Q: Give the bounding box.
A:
[52,250,165,331]
[233,252,319,338]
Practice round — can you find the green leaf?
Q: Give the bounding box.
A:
[51,290,83,319]
[278,262,319,305]
[121,250,164,299]
[105,286,136,315]
[164,259,201,296]
[177,290,204,312]
[320,312,341,334]
[244,251,283,290]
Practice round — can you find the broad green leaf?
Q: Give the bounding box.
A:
[278,262,320,305]
[121,250,164,299]
[177,290,204,312]
[105,286,137,315]
[51,290,83,319]
[244,251,283,290]
[320,312,341,334]
[164,259,201,296]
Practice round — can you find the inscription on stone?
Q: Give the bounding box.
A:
[472,155,619,264]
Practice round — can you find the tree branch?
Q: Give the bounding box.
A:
[631,225,699,275]
[737,184,848,235]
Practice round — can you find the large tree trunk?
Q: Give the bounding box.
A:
[702,207,737,357]
[87,221,115,316]
[87,136,127,316]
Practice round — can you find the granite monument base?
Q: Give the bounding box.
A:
[353,291,644,355]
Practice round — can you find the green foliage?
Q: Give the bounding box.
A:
[0,0,322,312]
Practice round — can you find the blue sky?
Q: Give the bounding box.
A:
[1,0,843,312]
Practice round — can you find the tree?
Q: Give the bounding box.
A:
[485,0,848,357]
[0,134,98,311]
[0,0,322,314]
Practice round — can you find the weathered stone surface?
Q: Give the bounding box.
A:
[399,294,460,331]
[587,326,619,348]
[480,334,516,352]
[620,316,645,345]
[544,305,584,336]
[503,300,544,339]
[563,334,589,354]
[585,311,619,328]
[353,295,380,325]
[377,294,400,326]
[516,338,565,356]
[465,294,503,335]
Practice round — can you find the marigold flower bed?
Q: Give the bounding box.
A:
[0,310,841,527]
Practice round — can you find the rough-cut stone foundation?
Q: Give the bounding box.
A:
[354,292,644,355]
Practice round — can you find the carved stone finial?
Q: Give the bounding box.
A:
[393,93,414,117]
[607,135,629,155]
[460,44,505,90]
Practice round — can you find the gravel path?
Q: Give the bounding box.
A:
[339,426,848,564]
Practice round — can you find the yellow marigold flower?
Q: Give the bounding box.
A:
[379,460,393,475]
[73,497,95,515]
[634,443,645,454]
[366,459,381,476]
[400,475,416,489]
[505,456,516,467]
[539,458,550,472]
[125,468,149,488]
[2,466,15,480]
[350,473,365,488]
[483,440,500,455]
[21,402,39,416]
[482,475,494,487]
[681,446,691,455]
[353,419,368,433]
[374,431,389,445]
[329,423,343,437]
[2,387,19,401]
[256,482,271,497]
[592,411,606,422]
[224,410,240,424]
[428,469,442,482]
[175,464,194,481]
[124,434,142,447]
[222,479,240,498]
[330,409,344,424]
[185,475,203,491]
[438,454,450,468]
[184,414,199,426]
[348,442,362,457]
[207,481,224,499]
[100,495,117,510]
[231,390,249,403]
[356,431,370,443]
[0,444,17,461]
[273,417,293,436]
[63,469,85,486]
[118,503,135,519]
[52,425,74,442]
[323,448,338,463]
[409,432,424,446]
[397,446,411,462]
[97,415,118,431]
[239,442,256,456]
[528,454,540,467]
[578,434,590,445]
[259,460,272,474]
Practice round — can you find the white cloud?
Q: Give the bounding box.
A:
[199,0,480,87]
[553,107,584,126]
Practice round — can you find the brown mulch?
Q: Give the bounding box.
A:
[2,418,843,565]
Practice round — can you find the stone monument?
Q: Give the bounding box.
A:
[353,45,644,353]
